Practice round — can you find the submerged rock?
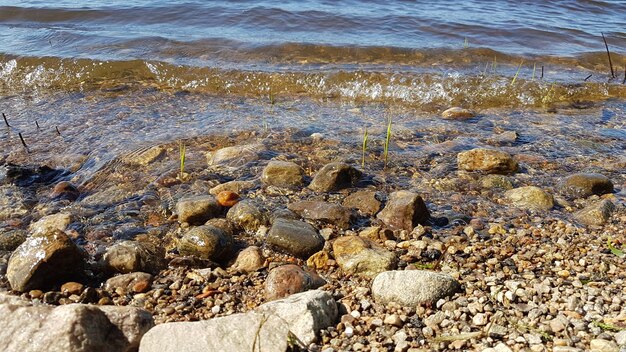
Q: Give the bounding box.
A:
[371,270,462,307]
[261,160,305,188]
[0,185,29,221]
[266,218,324,258]
[122,145,165,166]
[0,292,153,352]
[574,199,615,226]
[288,200,354,230]
[209,180,257,196]
[102,240,166,275]
[441,107,475,120]
[29,213,72,235]
[7,230,84,292]
[309,162,361,192]
[480,174,513,190]
[177,225,233,262]
[457,148,518,174]
[50,181,80,202]
[0,229,27,251]
[176,195,221,225]
[560,173,614,199]
[226,200,269,233]
[333,236,397,278]
[504,186,554,211]
[376,190,430,231]
[265,264,326,300]
[207,143,265,167]
[342,190,382,216]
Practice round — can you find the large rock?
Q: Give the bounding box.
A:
[262,160,305,189]
[504,186,554,211]
[376,190,430,231]
[457,148,518,174]
[226,200,269,233]
[0,292,153,352]
[7,230,84,292]
[266,218,324,258]
[29,213,72,235]
[288,200,354,229]
[102,240,166,275]
[342,190,382,216]
[139,290,337,352]
[265,264,326,300]
[372,270,462,307]
[560,173,614,199]
[333,236,397,278]
[207,143,265,167]
[177,225,233,261]
[176,195,221,225]
[574,199,615,226]
[309,162,361,192]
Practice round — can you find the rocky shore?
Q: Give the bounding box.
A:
[0,106,625,352]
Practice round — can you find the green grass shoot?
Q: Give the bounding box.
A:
[492,56,497,73]
[541,83,556,105]
[593,320,623,332]
[268,90,276,105]
[463,37,469,48]
[532,63,536,80]
[607,237,625,258]
[510,61,524,85]
[383,116,392,169]
[361,127,368,168]
[179,141,186,180]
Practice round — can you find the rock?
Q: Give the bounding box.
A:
[0,229,27,251]
[105,272,153,295]
[7,230,84,292]
[209,180,256,196]
[0,185,29,220]
[226,200,269,233]
[207,143,265,167]
[261,160,305,188]
[230,246,265,273]
[0,292,153,352]
[342,190,381,216]
[265,264,326,300]
[176,195,221,225]
[504,186,554,211]
[560,173,614,198]
[122,145,165,166]
[29,213,72,235]
[102,240,166,275]
[216,191,239,207]
[574,199,615,226]
[177,225,233,261]
[480,174,513,190]
[288,200,354,230]
[139,290,336,352]
[266,218,324,258]
[457,148,518,174]
[483,343,513,352]
[309,162,361,192]
[307,250,330,269]
[371,270,462,307]
[488,131,518,146]
[50,181,80,201]
[376,190,430,231]
[590,339,619,352]
[333,236,397,278]
[60,282,84,295]
[614,330,626,346]
[441,107,475,120]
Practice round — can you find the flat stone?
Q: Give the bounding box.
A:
[262,160,305,188]
[207,143,265,167]
[7,230,85,292]
[177,225,233,262]
[372,270,462,307]
[266,218,324,258]
[226,200,269,233]
[376,190,430,231]
[457,148,518,174]
[590,339,619,352]
[614,330,626,345]
[480,174,513,190]
[176,195,221,225]
[288,200,354,230]
[29,213,72,235]
[574,199,615,226]
[0,185,29,220]
[102,240,166,275]
[342,190,382,216]
[209,180,257,196]
[265,264,326,300]
[333,236,397,278]
[0,292,153,352]
[505,186,554,211]
[105,272,153,295]
[441,107,475,120]
[122,145,165,166]
[560,173,614,198]
[309,162,361,192]
[230,246,265,273]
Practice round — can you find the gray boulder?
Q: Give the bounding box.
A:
[372,270,462,307]
[266,218,324,258]
[262,160,305,188]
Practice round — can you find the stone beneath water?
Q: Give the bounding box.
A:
[0,184,29,221]
[574,199,615,226]
[7,230,85,292]
[209,180,257,196]
[308,162,361,192]
[207,143,266,167]
[377,190,430,231]
[50,181,80,202]
[0,292,153,352]
[266,218,325,258]
[139,290,337,352]
[480,174,513,190]
[342,190,382,216]
[371,270,462,307]
[264,264,326,300]
[261,160,305,189]
[441,107,475,120]
[560,173,614,199]
[176,195,221,225]
[226,200,269,233]
[457,148,518,174]
[177,225,233,262]
[29,213,72,235]
[0,229,27,251]
[504,186,554,211]
[333,236,397,278]
[122,145,165,166]
[288,200,354,230]
[102,240,166,275]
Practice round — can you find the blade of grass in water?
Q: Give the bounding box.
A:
[511,61,524,85]
[361,127,368,168]
[179,141,186,179]
[384,116,392,169]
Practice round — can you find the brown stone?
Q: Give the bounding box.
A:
[216,191,239,207]
[50,181,80,201]
[60,282,84,295]
[457,148,518,174]
[264,264,326,300]
[342,190,381,216]
[377,190,430,231]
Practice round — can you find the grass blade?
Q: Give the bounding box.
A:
[179,141,186,180]
[361,127,368,168]
[383,116,392,169]
[607,237,625,258]
[511,61,524,85]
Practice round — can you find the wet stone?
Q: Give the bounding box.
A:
[229,246,265,273]
[288,200,354,230]
[574,199,615,226]
[560,173,614,199]
[309,162,362,192]
[29,213,72,235]
[371,270,462,307]
[102,240,166,275]
[60,282,83,295]
[105,272,153,295]
[264,264,326,300]
[216,191,239,207]
[505,186,554,211]
[261,160,305,189]
[0,229,27,251]
[209,180,257,196]
[376,190,430,231]
[176,195,221,225]
[122,145,165,166]
[457,148,518,174]
[226,200,269,233]
[177,225,233,262]
[266,218,324,258]
[207,143,266,167]
[480,174,514,190]
[333,236,397,278]
[50,181,80,202]
[441,107,475,120]
[342,190,382,216]
[0,185,29,221]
